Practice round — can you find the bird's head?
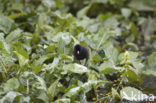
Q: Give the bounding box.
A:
[74,44,81,55]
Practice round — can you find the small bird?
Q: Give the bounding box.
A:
[73,44,89,65]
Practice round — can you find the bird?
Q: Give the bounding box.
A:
[73,44,89,66]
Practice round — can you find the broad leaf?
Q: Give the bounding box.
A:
[4,78,20,92]
[63,63,89,74]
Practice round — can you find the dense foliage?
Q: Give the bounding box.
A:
[0,0,156,103]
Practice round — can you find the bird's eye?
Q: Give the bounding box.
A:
[77,51,80,54]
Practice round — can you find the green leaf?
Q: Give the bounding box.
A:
[142,69,156,76]
[0,33,13,67]
[42,25,54,40]
[146,52,156,70]
[13,42,29,67]
[129,52,144,70]
[43,57,60,71]
[64,80,109,97]
[46,44,56,53]
[34,53,57,66]
[103,41,119,64]
[0,92,22,103]
[42,0,56,8]
[143,52,156,76]
[122,43,139,51]
[52,32,71,45]
[32,65,44,74]
[37,91,49,103]
[88,28,110,49]
[14,51,28,67]
[8,3,23,12]
[6,28,23,43]
[34,74,47,91]
[141,76,156,94]
[9,13,26,19]
[21,72,47,91]
[121,8,131,19]
[64,80,95,97]
[60,54,73,61]
[99,61,119,74]
[63,63,89,74]
[0,16,15,34]
[123,68,143,84]
[13,42,29,59]
[130,23,138,39]
[4,77,20,92]
[128,0,156,11]
[104,17,119,28]
[77,4,92,18]
[47,79,59,102]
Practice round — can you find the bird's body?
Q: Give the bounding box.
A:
[73,44,89,65]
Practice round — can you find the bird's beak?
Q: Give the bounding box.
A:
[77,51,80,54]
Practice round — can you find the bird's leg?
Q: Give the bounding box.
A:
[84,59,88,66]
[79,60,81,64]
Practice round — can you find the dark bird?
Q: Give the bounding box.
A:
[73,44,89,66]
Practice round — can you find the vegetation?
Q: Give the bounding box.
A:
[0,0,156,103]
